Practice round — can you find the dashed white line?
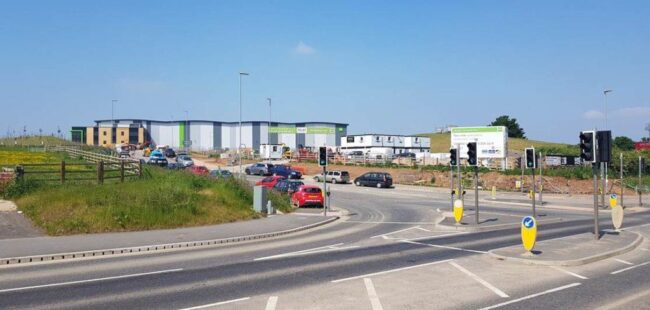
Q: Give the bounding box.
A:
[370,226,421,239]
[265,296,278,310]
[400,240,487,254]
[254,243,349,261]
[178,297,250,310]
[364,278,384,310]
[549,266,589,280]
[0,268,183,294]
[332,259,454,283]
[478,283,582,310]
[403,231,468,242]
[611,261,650,275]
[449,261,509,298]
[613,258,634,265]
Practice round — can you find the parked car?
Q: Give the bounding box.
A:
[188,165,209,176]
[118,150,130,159]
[177,155,194,168]
[346,151,364,159]
[273,180,304,194]
[314,170,350,184]
[270,165,302,179]
[147,157,168,167]
[395,152,416,158]
[164,148,176,158]
[166,162,183,170]
[354,172,393,188]
[209,169,233,179]
[255,176,286,188]
[150,149,164,160]
[246,163,274,176]
[291,185,324,208]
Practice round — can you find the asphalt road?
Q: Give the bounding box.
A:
[1,176,648,309]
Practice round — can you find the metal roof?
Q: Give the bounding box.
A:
[93,119,348,126]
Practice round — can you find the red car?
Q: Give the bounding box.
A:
[256,176,286,188]
[188,165,209,176]
[291,185,324,208]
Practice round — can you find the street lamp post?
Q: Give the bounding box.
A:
[184,110,189,152]
[239,72,249,177]
[603,90,612,202]
[267,98,272,144]
[111,100,118,124]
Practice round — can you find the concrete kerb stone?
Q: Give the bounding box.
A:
[488,231,644,267]
[0,216,339,266]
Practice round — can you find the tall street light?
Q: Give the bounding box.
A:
[603,89,612,129]
[184,110,189,152]
[267,97,272,144]
[239,72,249,177]
[111,99,118,124]
[603,89,613,203]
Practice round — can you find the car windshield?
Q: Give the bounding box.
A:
[304,187,321,194]
[341,172,349,176]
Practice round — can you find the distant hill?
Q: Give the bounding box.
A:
[418,133,579,155]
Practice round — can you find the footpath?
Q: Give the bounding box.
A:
[0,213,337,265]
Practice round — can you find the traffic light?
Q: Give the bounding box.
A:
[579,131,596,163]
[318,146,327,167]
[597,130,611,163]
[449,148,458,166]
[467,142,477,166]
[525,147,536,169]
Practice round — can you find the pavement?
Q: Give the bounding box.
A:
[489,230,644,266]
[0,213,337,263]
[0,200,43,240]
[436,210,564,232]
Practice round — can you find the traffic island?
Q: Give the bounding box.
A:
[489,230,644,266]
[436,211,563,232]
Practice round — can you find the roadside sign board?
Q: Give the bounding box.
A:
[612,205,624,230]
[609,194,618,208]
[451,126,508,159]
[453,199,464,224]
[521,216,537,252]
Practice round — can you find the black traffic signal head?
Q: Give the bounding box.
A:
[596,130,611,163]
[579,131,596,163]
[467,142,477,166]
[318,146,327,166]
[449,148,458,166]
[525,147,536,169]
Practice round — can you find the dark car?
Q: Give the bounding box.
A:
[354,172,393,188]
[164,148,176,158]
[166,162,181,170]
[270,165,302,179]
[273,180,305,194]
[209,169,233,179]
[395,152,416,158]
[147,157,168,167]
[246,163,274,176]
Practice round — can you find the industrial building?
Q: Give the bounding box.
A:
[71,119,348,151]
[340,134,431,156]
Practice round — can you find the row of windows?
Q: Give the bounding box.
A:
[347,136,420,143]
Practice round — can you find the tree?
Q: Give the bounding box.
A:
[489,115,526,139]
[613,136,635,151]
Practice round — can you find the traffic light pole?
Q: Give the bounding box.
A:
[457,144,462,205]
[323,166,327,217]
[450,166,454,212]
[601,162,606,209]
[620,153,624,208]
[593,163,599,240]
[532,168,536,218]
[539,152,543,205]
[474,166,479,225]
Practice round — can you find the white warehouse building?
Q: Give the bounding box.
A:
[84,119,348,151]
[340,134,431,156]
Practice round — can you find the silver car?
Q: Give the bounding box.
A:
[314,170,350,184]
[176,155,194,168]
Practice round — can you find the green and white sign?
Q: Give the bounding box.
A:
[269,127,335,134]
[451,126,508,159]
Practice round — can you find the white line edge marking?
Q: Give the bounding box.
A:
[332,259,454,283]
[549,266,589,280]
[403,231,468,242]
[478,283,582,310]
[449,261,509,298]
[611,261,650,275]
[370,226,421,239]
[265,296,278,310]
[178,297,251,310]
[400,240,487,254]
[253,243,344,260]
[254,245,358,261]
[613,258,634,265]
[640,248,650,251]
[364,278,384,310]
[0,268,183,294]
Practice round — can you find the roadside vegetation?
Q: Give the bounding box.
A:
[2,162,291,235]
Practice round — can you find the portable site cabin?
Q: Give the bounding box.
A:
[260,144,284,160]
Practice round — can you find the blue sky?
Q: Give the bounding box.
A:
[1,0,649,143]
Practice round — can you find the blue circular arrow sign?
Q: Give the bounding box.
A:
[522,216,535,229]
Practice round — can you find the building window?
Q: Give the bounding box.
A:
[121,131,125,136]
[347,136,354,143]
[103,140,106,145]
[388,137,392,142]
[360,137,364,143]
[103,131,107,136]
[375,137,380,142]
[415,137,419,142]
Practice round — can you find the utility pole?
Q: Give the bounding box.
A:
[267,98,272,144]
[112,99,118,124]
[239,72,249,177]
[620,153,624,208]
[593,163,599,240]
[539,151,543,205]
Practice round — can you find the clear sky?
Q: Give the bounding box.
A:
[1,0,649,143]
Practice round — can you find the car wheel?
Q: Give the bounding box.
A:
[356,181,361,186]
[245,169,250,175]
[377,183,382,188]
[331,179,337,184]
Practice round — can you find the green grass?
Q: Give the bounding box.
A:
[418,133,579,154]
[0,136,74,146]
[6,167,291,235]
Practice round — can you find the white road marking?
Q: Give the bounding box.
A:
[640,248,650,252]
[364,278,384,310]
[611,261,650,275]
[178,297,251,310]
[549,266,589,280]
[613,258,634,265]
[0,268,183,294]
[400,240,487,254]
[415,227,431,232]
[345,221,439,224]
[403,231,468,242]
[332,259,454,283]
[265,296,278,310]
[370,226,421,239]
[254,244,359,261]
[449,261,509,298]
[478,283,582,310]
